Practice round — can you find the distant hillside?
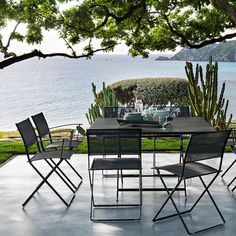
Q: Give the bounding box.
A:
[156,40,236,62]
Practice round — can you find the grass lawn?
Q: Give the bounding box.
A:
[0,138,232,165]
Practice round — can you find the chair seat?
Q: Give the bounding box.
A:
[46,140,82,149]
[157,162,219,179]
[31,150,74,161]
[91,158,141,170]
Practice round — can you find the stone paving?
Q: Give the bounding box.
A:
[0,153,236,236]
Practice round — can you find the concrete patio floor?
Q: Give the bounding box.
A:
[0,153,236,236]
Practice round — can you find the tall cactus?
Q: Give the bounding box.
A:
[185,57,232,130]
[86,82,118,124]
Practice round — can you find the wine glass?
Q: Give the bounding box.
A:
[159,116,167,130]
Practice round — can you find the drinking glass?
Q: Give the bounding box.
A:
[159,116,167,130]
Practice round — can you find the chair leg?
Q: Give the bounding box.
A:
[64,159,83,190]
[23,159,75,207]
[199,176,225,223]
[89,168,141,221]
[139,167,143,206]
[152,137,156,175]
[227,176,236,188]
[116,170,119,201]
[221,159,236,178]
[45,159,76,193]
[179,135,187,198]
[45,147,83,188]
[50,157,83,191]
[153,172,225,235]
[65,159,83,180]
[221,148,236,190]
[89,169,95,221]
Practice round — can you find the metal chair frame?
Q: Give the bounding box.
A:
[103,106,134,180]
[32,112,83,150]
[16,118,80,207]
[221,128,236,197]
[152,106,190,196]
[152,131,230,235]
[87,128,142,221]
[32,112,83,186]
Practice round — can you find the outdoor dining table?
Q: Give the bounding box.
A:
[88,117,216,191]
[89,117,215,135]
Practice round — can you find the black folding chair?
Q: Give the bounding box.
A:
[32,112,83,184]
[153,131,230,235]
[31,112,83,150]
[103,106,135,179]
[16,118,81,207]
[175,106,190,117]
[152,106,190,194]
[221,127,236,197]
[87,128,142,221]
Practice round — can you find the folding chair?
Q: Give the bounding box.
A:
[16,118,81,207]
[153,131,230,235]
[152,106,190,195]
[31,112,83,150]
[221,127,236,197]
[175,106,190,117]
[32,112,83,185]
[87,128,142,221]
[103,106,135,179]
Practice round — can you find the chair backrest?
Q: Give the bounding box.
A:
[104,107,135,118]
[32,112,50,138]
[104,107,119,118]
[16,118,39,149]
[184,131,230,164]
[119,107,135,118]
[176,106,190,117]
[87,129,142,156]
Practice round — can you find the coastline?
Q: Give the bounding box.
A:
[0,55,236,131]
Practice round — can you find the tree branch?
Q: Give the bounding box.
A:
[215,0,236,25]
[76,1,146,34]
[62,37,77,56]
[0,22,21,58]
[107,1,146,23]
[163,14,236,48]
[6,21,21,48]
[190,32,236,48]
[0,44,117,69]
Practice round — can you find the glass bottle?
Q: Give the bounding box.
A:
[135,96,143,113]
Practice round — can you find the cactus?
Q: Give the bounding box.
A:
[185,57,232,130]
[86,103,102,125]
[86,82,118,124]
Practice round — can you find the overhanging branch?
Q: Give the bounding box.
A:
[164,14,236,49]
[215,0,236,25]
[0,44,116,69]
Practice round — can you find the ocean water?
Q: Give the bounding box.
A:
[0,54,236,131]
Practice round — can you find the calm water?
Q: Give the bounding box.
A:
[0,54,236,131]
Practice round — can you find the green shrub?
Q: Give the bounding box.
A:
[110,77,188,106]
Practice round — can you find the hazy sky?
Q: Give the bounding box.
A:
[2,22,178,56]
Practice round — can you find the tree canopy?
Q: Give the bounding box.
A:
[0,0,236,69]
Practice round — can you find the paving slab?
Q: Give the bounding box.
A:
[0,153,236,236]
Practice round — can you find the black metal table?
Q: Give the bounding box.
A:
[89,117,215,135]
[89,117,215,191]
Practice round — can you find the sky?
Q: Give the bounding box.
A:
[1,21,179,56]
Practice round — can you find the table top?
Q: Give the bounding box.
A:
[89,117,215,135]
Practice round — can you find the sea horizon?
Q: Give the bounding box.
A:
[0,54,235,131]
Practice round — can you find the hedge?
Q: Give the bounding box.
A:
[110,77,188,106]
